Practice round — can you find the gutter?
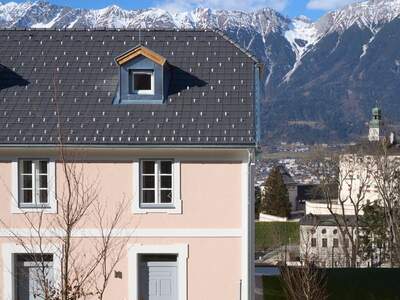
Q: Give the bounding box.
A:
[0,143,256,150]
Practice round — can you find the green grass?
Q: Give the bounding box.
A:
[255,222,299,251]
[262,268,400,300]
[262,276,286,300]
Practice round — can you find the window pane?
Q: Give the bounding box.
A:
[22,160,32,174]
[22,175,32,188]
[161,176,172,188]
[142,190,155,203]
[23,190,33,203]
[160,161,172,174]
[333,239,339,247]
[142,176,155,188]
[142,161,155,174]
[134,73,151,91]
[39,190,48,203]
[39,175,48,188]
[160,190,172,203]
[39,161,47,174]
[311,238,316,247]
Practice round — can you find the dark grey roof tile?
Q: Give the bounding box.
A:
[0,29,256,146]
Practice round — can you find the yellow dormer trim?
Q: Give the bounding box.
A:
[115,45,167,66]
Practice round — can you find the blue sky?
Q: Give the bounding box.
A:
[8,0,360,20]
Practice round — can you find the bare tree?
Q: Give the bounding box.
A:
[0,146,130,299]
[281,224,328,300]
[371,142,400,266]
[308,147,374,267]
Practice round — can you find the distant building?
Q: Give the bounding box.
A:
[300,214,356,267]
[368,106,384,142]
[300,106,389,267]
[297,184,337,212]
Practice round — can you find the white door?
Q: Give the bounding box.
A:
[140,261,178,300]
[15,259,53,300]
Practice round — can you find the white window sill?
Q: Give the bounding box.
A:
[11,205,57,214]
[133,199,182,214]
[132,90,155,95]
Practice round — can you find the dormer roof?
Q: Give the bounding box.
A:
[115,45,167,66]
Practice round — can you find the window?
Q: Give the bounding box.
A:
[19,160,49,208]
[322,238,328,248]
[321,228,327,234]
[311,238,317,247]
[141,160,173,207]
[130,71,154,95]
[333,229,338,234]
[344,238,349,248]
[333,238,339,247]
[14,254,53,299]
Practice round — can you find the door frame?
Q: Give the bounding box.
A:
[2,243,61,300]
[128,244,188,300]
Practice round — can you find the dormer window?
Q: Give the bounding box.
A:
[114,45,169,104]
[130,70,154,95]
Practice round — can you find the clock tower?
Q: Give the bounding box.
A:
[368,106,383,142]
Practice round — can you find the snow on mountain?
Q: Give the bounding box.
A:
[284,16,319,59]
[316,0,400,35]
[0,1,289,32]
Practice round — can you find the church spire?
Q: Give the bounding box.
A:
[368,106,383,142]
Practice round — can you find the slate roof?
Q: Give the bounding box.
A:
[300,214,358,227]
[0,29,257,146]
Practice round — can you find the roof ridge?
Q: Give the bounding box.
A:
[213,29,260,64]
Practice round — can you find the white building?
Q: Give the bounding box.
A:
[301,106,389,267]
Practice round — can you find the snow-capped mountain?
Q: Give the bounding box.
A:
[315,0,400,34]
[1,0,400,144]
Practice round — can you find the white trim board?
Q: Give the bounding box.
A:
[2,243,62,300]
[128,243,188,300]
[0,228,242,238]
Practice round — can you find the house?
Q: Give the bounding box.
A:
[0,29,260,300]
[299,214,355,267]
[296,183,335,211]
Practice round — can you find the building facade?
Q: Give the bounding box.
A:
[0,29,260,300]
[300,107,390,267]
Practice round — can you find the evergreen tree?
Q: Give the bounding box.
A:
[261,166,291,217]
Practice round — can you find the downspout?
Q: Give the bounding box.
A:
[254,63,263,150]
[241,62,261,300]
[248,149,256,300]
[241,148,255,300]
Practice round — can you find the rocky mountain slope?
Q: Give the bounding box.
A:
[1,0,400,144]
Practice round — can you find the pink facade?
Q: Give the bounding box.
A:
[0,148,254,300]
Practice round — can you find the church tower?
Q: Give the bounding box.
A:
[368,106,383,142]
